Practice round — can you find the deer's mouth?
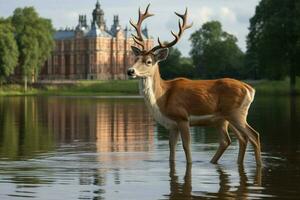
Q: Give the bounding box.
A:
[129,75,137,78]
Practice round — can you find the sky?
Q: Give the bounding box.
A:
[0,0,260,56]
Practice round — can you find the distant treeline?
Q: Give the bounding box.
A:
[161,0,300,93]
[0,7,54,90]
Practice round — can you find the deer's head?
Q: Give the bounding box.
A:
[127,4,192,78]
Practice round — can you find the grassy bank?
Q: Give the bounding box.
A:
[0,80,139,96]
[250,78,300,95]
[0,78,299,97]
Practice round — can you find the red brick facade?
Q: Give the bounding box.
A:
[40,1,153,80]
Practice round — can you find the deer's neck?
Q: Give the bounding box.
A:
[139,66,175,129]
[139,65,166,104]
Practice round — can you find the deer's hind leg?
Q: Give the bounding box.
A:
[228,118,262,166]
[229,124,248,165]
[246,123,262,166]
[210,120,231,164]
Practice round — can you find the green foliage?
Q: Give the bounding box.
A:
[0,19,19,83]
[11,7,54,81]
[246,0,300,83]
[159,47,195,79]
[189,21,245,79]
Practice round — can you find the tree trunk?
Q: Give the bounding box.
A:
[24,76,27,92]
[290,62,297,95]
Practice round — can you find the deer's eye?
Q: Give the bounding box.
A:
[146,60,152,65]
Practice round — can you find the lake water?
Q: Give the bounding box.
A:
[0,96,299,200]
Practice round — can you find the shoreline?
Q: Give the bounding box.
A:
[0,78,299,97]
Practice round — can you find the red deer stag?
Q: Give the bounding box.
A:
[127,4,262,166]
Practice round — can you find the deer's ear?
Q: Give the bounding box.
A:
[131,46,142,56]
[154,48,169,62]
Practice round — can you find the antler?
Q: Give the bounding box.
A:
[151,8,193,52]
[130,4,154,51]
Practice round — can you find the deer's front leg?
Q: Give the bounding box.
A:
[177,121,192,163]
[169,128,180,161]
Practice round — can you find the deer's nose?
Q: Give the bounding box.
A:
[127,68,135,76]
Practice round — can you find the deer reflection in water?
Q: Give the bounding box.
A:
[167,162,262,200]
[169,162,192,199]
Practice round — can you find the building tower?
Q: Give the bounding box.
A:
[110,15,122,36]
[92,0,106,30]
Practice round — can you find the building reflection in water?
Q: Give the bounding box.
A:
[0,96,155,162]
[94,100,154,152]
[43,97,155,198]
[43,97,155,151]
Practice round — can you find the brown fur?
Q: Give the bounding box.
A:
[154,67,254,123]
[145,65,261,166]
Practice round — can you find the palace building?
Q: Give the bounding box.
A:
[40,0,153,80]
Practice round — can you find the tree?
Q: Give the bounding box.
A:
[11,7,54,90]
[189,21,245,79]
[159,47,195,79]
[0,19,19,84]
[246,0,300,94]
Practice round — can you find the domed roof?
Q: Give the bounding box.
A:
[93,0,104,15]
[87,23,111,38]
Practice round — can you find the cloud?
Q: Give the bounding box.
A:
[220,7,237,23]
[198,6,214,23]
